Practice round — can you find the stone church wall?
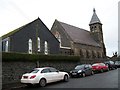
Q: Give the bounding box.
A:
[73,43,103,58]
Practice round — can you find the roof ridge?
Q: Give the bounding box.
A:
[58,20,89,32]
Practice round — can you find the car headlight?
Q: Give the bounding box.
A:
[78,70,82,73]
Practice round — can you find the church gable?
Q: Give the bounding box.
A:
[51,20,72,48]
[55,20,100,47]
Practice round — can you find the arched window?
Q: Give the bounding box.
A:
[44,41,48,55]
[28,39,32,54]
[5,41,8,52]
[94,26,97,30]
[57,35,61,47]
[55,31,61,47]
[92,51,95,58]
[101,52,103,58]
[38,37,41,52]
[97,52,100,58]
[79,49,83,58]
[86,50,89,58]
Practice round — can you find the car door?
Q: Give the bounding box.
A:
[41,68,53,83]
[49,68,61,82]
[84,65,89,75]
[88,65,93,74]
[84,65,91,75]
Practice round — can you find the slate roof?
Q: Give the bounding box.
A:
[2,24,25,39]
[57,20,100,47]
[2,18,40,39]
[89,8,102,25]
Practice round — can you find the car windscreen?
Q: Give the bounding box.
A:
[104,61,109,64]
[115,61,120,64]
[29,69,39,73]
[75,65,84,70]
[99,63,105,66]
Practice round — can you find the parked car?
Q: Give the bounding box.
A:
[104,61,117,70]
[92,63,109,73]
[115,61,120,68]
[69,64,94,77]
[21,67,69,87]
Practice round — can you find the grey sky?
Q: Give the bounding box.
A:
[0,0,119,57]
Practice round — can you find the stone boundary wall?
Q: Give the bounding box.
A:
[2,58,109,85]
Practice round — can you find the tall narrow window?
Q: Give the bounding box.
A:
[28,39,32,54]
[5,41,8,52]
[44,41,48,55]
[92,51,95,58]
[38,37,40,52]
[79,49,83,58]
[58,35,61,47]
[86,50,89,58]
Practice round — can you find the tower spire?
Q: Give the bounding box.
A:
[93,8,96,13]
[89,8,101,25]
[89,9,106,57]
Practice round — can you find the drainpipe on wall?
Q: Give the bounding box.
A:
[36,22,40,68]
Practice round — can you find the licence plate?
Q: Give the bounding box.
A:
[23,76,28,79]
[72,73,77,75]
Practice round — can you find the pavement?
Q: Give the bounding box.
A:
[2,82,26,90]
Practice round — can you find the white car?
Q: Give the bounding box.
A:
[21,67,69,87]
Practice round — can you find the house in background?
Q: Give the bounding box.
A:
[2,17,60,55]
[51,9,106,58]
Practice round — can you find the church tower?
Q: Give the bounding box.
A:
[89,8,106,57]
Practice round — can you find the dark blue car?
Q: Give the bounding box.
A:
[69,64,94,78]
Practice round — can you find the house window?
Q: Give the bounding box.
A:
[44,41,48,55]
[5,41,8,52]
[28,39,32,54]
[38,37,41,52]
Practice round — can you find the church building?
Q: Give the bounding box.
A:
[51,9,106,58]
[2,18,60,55]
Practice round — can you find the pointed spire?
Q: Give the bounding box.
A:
[89,8,102,25]
[93,8,96,13]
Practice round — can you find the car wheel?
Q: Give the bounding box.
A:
[70,75,73,78]
[91,71,94,75]
[115,67,117,69]
[82,73,86,77]
[39,78,46,87]
[64,75,69,82]
[100,69,103,73]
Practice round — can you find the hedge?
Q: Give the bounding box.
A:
[2,52,80,62]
